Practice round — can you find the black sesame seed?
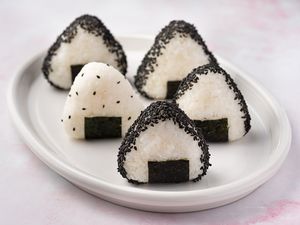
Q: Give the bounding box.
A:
[93,91,96,95]
[68,115,71,119]
[61,119,63,122]
[68,94,71,97]
[116,101,120,104]
[73,127,75,131]
[96,75,100,79]
[81,73,84,77]
[76,92,78,96]
[82,108,86,110]
[117,81,120,84]
[128,117,131,120]
[130,95,133,98]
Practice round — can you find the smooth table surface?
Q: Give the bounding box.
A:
[1,0,299,224]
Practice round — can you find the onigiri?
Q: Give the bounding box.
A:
[134,20,217,100]
[118,101,210,184]
[174,64,251,142]
[62,62,144,139]
[42,15,127,90]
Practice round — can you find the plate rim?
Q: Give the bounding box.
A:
[7,36,292,209]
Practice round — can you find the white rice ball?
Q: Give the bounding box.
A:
[118,101,210,184]
[62,62,144,139]
[42,15,127,90]
[135,20,217,99]
[175,64,251,142]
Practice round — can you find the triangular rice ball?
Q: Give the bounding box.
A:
[62,62,144,139]
[174,64,251,142]
[118,101,210,184]
[42,15,127,90]
[134,20,217,100]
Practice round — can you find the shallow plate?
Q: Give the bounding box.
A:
[7,36,291,212]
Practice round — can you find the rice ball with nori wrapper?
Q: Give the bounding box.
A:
[134,20,217,100]
[174,64,251,142]
[62,62,144,139]
[42,14,127,90]
[118,101,210,184]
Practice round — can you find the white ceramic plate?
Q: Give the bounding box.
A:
[7,36,291,213]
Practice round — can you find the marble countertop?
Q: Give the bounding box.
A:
[1,0,299,224]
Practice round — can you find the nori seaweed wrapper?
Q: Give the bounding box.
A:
[148,160,189,183]
[194,119,228,142]
[85,117,121,139]
[71,64,84,82]
[166,81,181,99]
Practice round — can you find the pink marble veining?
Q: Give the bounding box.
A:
[224,200,300,225]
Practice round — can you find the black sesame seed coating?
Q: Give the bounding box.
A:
[134,20,218,99]
[42,14,127,90]
[117,101,210,184]
[173,63,251,135]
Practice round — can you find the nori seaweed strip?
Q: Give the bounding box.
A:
[194,119,228,142]
[174,63,251,136]
[148,160,189,183]
[166,81,181,99]
[71,64,84,82]
[117,101,210,184]
[42,14,127,89]
[85,117,122,139]
[134,20,218,99]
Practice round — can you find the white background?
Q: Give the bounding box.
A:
[1,0,300,224]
